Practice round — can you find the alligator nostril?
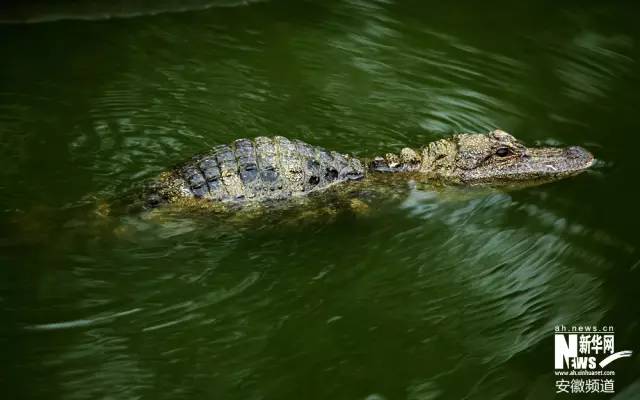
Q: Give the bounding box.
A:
[566,146,585,159]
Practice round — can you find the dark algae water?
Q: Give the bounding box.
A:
[1,1,640,399]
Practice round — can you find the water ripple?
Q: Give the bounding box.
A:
[0,0,268,24]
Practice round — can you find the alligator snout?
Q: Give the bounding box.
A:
[565,146,591,159]
[564,146,594,172]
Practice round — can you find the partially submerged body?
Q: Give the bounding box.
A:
[141,130,594,213]
[9,130,594,244]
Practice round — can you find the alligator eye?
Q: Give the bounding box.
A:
[496,147,511,157]
[147,194,161,207]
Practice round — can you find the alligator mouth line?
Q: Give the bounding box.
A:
[458,144,594,185]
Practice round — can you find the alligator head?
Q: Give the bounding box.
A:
[414,129,594,185]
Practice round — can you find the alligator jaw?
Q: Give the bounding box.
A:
[459,145,594,185]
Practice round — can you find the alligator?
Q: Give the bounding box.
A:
[142,130,594,211]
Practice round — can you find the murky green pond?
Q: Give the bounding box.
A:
[1,1,639,399]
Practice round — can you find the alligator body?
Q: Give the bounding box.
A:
[144,130,594,209]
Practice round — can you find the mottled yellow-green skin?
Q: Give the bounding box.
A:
[141,130,594,216]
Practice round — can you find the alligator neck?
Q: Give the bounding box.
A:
[368,147,422,173]
[367,138,457,177]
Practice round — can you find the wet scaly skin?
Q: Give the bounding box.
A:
[141,130,594,213]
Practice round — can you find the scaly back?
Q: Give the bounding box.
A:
[146,136,365,206]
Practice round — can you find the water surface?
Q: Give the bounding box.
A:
[1,1,639,399]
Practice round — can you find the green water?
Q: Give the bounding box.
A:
[1,1,639,399]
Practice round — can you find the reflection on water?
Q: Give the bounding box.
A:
[554,31,633,103]
[400,191,606,356]
[1,0,639,399]
[0,0,266,24]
